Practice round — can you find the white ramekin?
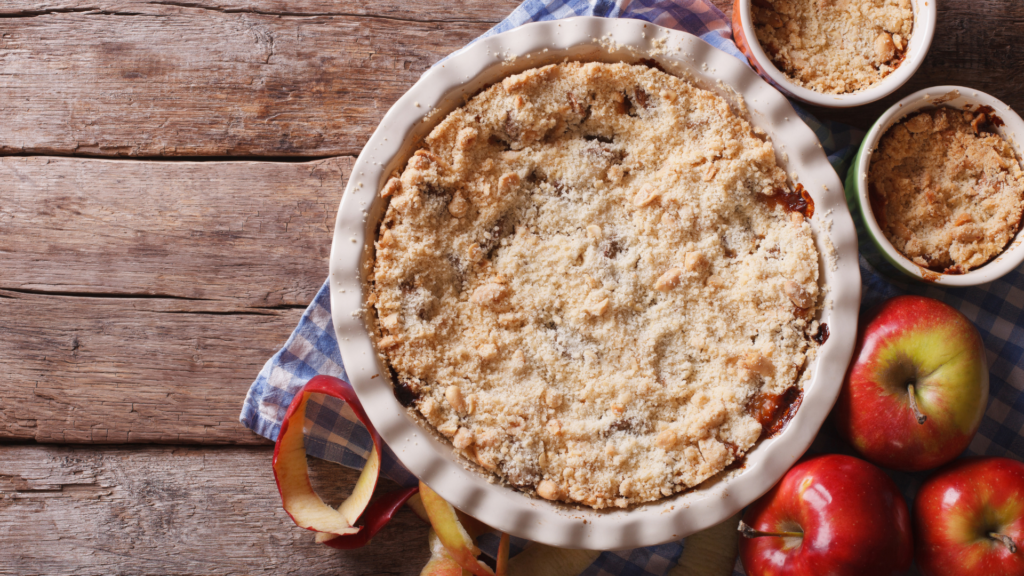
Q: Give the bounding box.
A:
[847,86,1024,286]
[732,0,937,108]
[328,16,860,549]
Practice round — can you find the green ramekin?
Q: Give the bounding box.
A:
[847,86,1024,286]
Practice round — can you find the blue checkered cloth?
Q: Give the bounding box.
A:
[240,1,1019,574]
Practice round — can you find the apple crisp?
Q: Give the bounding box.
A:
[371,62,821,508]
[752,0,914,94]
[869,107,1024,274]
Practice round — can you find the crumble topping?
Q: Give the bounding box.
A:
[752,0,914,94]
[371,62,821,508]
[869,107,1024,274]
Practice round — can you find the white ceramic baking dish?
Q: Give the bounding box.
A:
[328,16,860,550]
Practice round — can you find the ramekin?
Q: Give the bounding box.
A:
[328,16,860,549]
[731,0,937,108]
[846,86,1024,286]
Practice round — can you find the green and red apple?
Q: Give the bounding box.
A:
[835,295,988,471]
[915,457,1024,576]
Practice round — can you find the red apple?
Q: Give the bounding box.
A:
[915,457,1024,576]
[835,295,988,471]
[739,454,913,576]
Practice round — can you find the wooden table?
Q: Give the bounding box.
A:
[1,1,1020,573]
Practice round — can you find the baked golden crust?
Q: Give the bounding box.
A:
[869,108,1024,273]
[753,0,914,94]
[371,62,820,508]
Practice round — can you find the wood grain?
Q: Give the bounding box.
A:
[0,287,301,443]
[0,3,499,157]
[0,156,355,443]
[0,444,431,576]
[1,0,1021,159]
[0,0,521,21]
[0,156,345,306]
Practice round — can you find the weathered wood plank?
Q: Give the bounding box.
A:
[0,288,299,443]
[0,156,345,306]
[0,0,521,21]
[0,0,730,21]
[0,156,353,443]
[1,0,1021,158]
[0,444,430,576]
[0,5,496,157]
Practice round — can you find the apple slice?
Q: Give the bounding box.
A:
[312,447,380,543]
[418,480,603,576]
[319,486,419,548]
[496,532,510,576]
[337,445,381,524]
[407,493,430,524]
[274,375,412,546]
[419,481,495,576]
[422,529,470,576]
[408,492,492,536]
[456,509,493,540]
[416,494,505,576]
[310,442,383,543]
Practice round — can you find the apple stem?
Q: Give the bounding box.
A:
[737,520,803,539]
[989,532,1018,553]
[907,384,927,425]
